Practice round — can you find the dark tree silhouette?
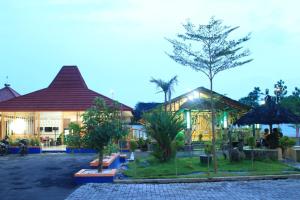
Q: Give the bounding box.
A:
[150,76,178,111]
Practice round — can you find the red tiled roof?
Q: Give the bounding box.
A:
[0,84,20,102]
[0,66,132,112]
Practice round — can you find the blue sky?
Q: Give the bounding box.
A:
[0,0,299,108]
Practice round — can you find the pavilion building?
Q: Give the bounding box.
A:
[165,87,250,141]
[0,66,133,144]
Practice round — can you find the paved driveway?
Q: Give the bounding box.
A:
[67,179,300,200]
[0,153,96,200]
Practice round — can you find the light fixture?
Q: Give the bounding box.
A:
[11,118,26,134]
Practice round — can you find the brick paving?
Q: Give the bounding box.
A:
[66,179,300,200]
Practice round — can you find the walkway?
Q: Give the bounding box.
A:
[67,179,300,200]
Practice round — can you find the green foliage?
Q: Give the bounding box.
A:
[144,110,184,162]
[247,136,256,149]
[137,138,149,151]
[204,142,213,155]
[175,131,185,150]
[292,87,300,97]
[104,142,119,155]
[279,136,296,150]
[82,97,126,152]
[82,97,127,172]
[29,137,40,146]
[239,87,263,108]
[129,140,138,152]
[280,96,300,116]
[65,122,82,148]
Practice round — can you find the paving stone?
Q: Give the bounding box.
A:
[66,179,300,200]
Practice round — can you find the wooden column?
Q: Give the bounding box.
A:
[61,112,64,145]
[0,112,4,139]
[37,112,40,138]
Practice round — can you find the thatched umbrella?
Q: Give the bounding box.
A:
[234,96,300,132]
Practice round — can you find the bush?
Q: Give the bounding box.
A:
[204,142,213,155]
[280,136,296,158]
[175,132,185,150]
[104,142,119,155]
[30,137,40,146]
[129,140,138,152]
[65,122,82,148]
[144,110,184,162]
[137,138,148,151]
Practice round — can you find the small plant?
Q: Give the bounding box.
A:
[30,137,40,147]
[175,132,185,150]
[65,122,82,148]
[204,142,213,155]
[129,140,138,152]
[279,136,296,158]
[104,142,119,156]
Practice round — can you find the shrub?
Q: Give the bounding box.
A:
[137,138,148,151]
[65,122,82,148]
[129,140,138,152]
[204,142,213,155]
[175,131,185,150]
[144,110,184,162]
[104,142,119,155]
[30,137,40,146]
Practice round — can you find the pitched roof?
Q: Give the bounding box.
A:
[170,87,250,111]
[0,66,132,112]
[0,84,20,102]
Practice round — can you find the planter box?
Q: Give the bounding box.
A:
[200,155,212,165]
[120,154,127,163]
[28,146,41,154]
[90,153,120,169]
[66,148,96,154]
[74,169,116,184]
[244,149,279,161]
[286,147,300,162]
[9,146,41,154]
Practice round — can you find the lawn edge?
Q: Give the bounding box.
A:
[114,174,300,184]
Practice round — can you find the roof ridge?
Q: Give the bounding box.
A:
[48,66,88,89]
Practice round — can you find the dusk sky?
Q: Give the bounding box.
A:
[0,0,299,108]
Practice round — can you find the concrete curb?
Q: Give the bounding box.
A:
[114,174,300,184]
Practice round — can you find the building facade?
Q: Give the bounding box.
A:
[0,66,133,144]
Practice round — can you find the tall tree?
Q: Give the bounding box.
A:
[239,87,263,108]
[274,80,287,103]
[150,76,178,111]
[167,17,252,173]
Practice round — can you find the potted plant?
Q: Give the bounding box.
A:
[200,142,213,175]
[28,137,41,154]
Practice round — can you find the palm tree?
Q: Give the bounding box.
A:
[150,76,178,111]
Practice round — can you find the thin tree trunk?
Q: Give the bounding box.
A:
[98,149,104,173]
[210,78,218,174]
[164,92,167,111]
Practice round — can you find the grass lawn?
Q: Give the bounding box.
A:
[124,156,300,179]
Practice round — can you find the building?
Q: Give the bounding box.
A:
[0,84,20,102]
[0,66,133,144]
[165,87,250,141]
